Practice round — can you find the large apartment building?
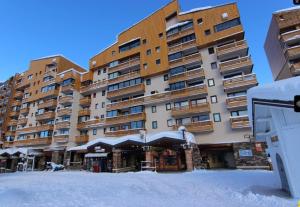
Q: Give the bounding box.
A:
[0,1,268,172]
[265,6,300,80]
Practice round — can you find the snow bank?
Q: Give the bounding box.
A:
[0,170,296,207]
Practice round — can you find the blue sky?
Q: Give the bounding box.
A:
[0,0,294,83]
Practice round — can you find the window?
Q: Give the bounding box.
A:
[93,129,97,135]
[227,91,247,97]
[119,39,140,52]
[166,103,171,111]
[100,114,104,119]
[95,103,99,109]
[167,21,193,36]
[102,90,105,96]
[156,59,161,65]
[112,51,116,56]
[164,74,169,81]
[191,98,207,106]
[211,62,217,69]
[168,52,182,61]
[210,95,218,103]
[208,47,215,54]
[152,106,156,113]
[169,66,185,76]
[152,121,158,129]
[146,79,151,85]
[214,18,241,32]
[208,79,215,87]
[155,46,160,52]
[130,105,143,114]
[103,68,106,73]
[170,81,185,91]
[205,29,211,36]
[230,110,248,117]
[28,74,33,80]
[107,110,117,118]
[167,119,173,127]
[143,63,148,70]
[102,102,105,108]
[107,78,143,91]
[146,49,151,55]
[131,120,144,129]
[213,113,221,122]
[108,72,118,80]
[192,114,210,122]
[197,18,203,24]
[159,33,163,38]
[142,39,147,44]
[98,69,101,75]
[93,93,96,98]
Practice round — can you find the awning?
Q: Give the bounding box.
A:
[85,153,108,158]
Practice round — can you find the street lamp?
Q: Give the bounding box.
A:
[140,130,151,151]
[178,126,192,149]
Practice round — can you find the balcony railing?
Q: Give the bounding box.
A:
[169,52,202,68]
[107,83,145,99]
[77,119,105,130]
[5,131,16,136]
[108,58,140,73]
[53,135,69,143]
[14,137,52,147]
[105,128,143,137]
[216,40,248,59]
[79,97,91,106]
[40,89,59,99]
[16,125,54,135]
[9,111,19,117]
[78,109,90,116]
[284,45,300,60]
[38,99,57,109]
[173,120,214,133]
[17,118,28,125]
[8,119,18,126]
[56,72,77,83]
[57,108,72,117]
[168,68,205,84]
[108,71,141,85]
[280,29,300,43]
[290,62,300,75]
[226,95,247,110]
[59,96,73,105]
[36,111,56,121]
[20,107,29,115]
[75,135,89,144]
[16,80,30,90]
[14,91,24,98]
[80,80,107,94]
[107,84,208,110]
[219,56,253,74]
[55,121,70,129]
[167,26,194,42]
[223,74,258,92]
[171,103,210,117]
[168,39,197,54]
[61,84,75,94]
[106,112,146,125]
[3,141,14,148]
[230,115,250,129]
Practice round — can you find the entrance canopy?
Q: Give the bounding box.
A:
[68,131,196,152]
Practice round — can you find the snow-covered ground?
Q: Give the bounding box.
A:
[0,170,297,207]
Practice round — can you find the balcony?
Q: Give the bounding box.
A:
[75,135,89,144]
[8,119,18,126]
[9,111,19,117]
[223,74,258,92]
[108,58,140,74]
[14,137,52,147]
[36,111,55,121]
[55,121,70,129]
[168,68,205,84]
[79,97,91,106]
[44,69,56,78]
[230,116,250,129]
[40,89,59,99]
[5,131,16,136]
[167,26,194,42]
[77,119,105,130]
[108,71,141,85]
[16,80,30,90]
[280,29,300,43]
[56,72,77,83]
[61,84,75,94]
[80,80,107,95]
[20,107,29,115]
[290,62,300,76]
[38,99,57,109]
[105,128,143,137]
[226,95,247,110]
[216,40,248,60]
[284,45,300,60]
[219,56,253,75]
[106,112,146,125]
[169,52,202,68]
[78,109,90,116]
[171,103,210,117]
[11,100,22,107]
[168,39,197,54]
[14,91,24,99]
[53,135,69,143]
[107,83,145,99]
[3,141,14,148]
[57,108,72,117]
[16,125,54,135]
[173,120,214,133]
[17,118,28,125]
[59,96,73,105]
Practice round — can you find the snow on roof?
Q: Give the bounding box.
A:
[166,21,192,31]
[179,6,212,15]
[68,131,196,151]
[31,54,64,61]
[0,147,30,155]
[274,6,300,14]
